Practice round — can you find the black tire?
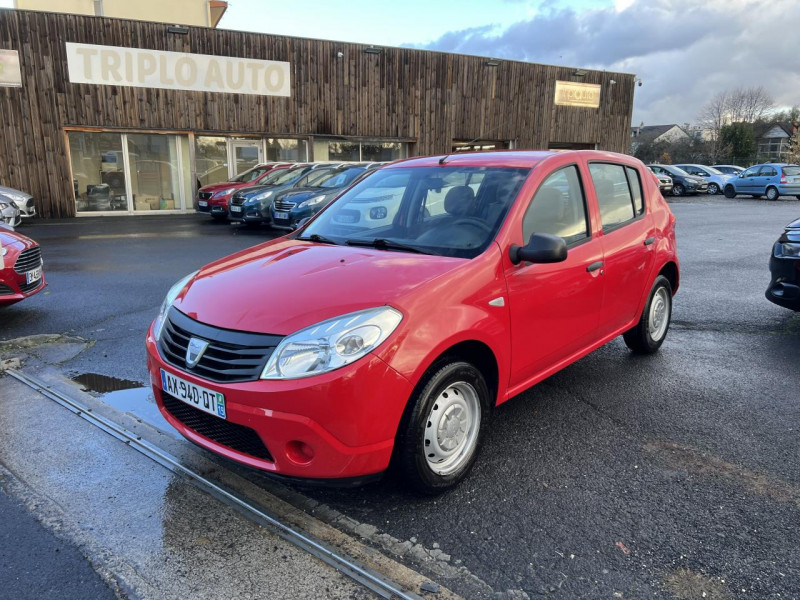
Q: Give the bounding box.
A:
[395,360,489,494]
[766,186,779,201]
[723,185,736,199]
[796,196,800,200]
[707,183,719,195]
[672,183,685,196]
[623,275,673,354]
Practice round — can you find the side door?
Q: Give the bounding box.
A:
[738,166,760,193]
[505,164,605,387]
[758,165,777,194]
[588,162,657,338]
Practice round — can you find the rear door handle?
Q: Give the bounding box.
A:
[586,261,604,273]
[644,236,656,246]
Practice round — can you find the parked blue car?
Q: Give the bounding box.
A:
[711,164,745,177]
[723,163,800,201]
[674,164,734,195]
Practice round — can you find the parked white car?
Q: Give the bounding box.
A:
[0,194,21,228]
[711,164,745,177]
[674,164,735,195]
[0,185,36,219]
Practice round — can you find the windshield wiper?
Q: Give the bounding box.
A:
[298,233,338,245]
[345,238,430,255]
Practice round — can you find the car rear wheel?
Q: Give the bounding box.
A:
[723,185,736,198]
[707,183,719,195]
[395,360,489,494]
[623,275,673,354]
[766,186,779,201]
[672,183,685,196]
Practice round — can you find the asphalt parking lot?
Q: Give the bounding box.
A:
[2,195,799,599]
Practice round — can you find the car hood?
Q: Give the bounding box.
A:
[0,185,30,199]
[174,239,465,335]
[275,187,335,204]
[199,181,248,194]
[0,226,36,251]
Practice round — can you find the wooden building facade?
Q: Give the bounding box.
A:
[0,9,636,218]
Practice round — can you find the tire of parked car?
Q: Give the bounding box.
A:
[395,359,490,494]
[623,275,673,354]
[707,183,719,195]
[672,183,685,196]
[724,185,737,199]
[766,186,779,201]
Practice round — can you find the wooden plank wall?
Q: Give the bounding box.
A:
[0,9,635,218]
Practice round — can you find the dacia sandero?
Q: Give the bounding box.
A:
[147,150,679,493]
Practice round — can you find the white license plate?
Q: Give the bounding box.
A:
[273,211,289,220]
[160,369,227,419]
[26,266,42,284]
[198,200,208,207]
[230,205,242,213]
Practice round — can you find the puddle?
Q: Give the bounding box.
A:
[72,372,142,393]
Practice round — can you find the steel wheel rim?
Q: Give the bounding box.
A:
[767,188,778,200]
[674,184,683,196]
[648,287,670,341]
[708,184,718,194]
[423,381,481,476]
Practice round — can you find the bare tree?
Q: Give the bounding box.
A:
[698,90,729,161]
[697,86,774,161]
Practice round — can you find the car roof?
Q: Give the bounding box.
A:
[385,149,636,170]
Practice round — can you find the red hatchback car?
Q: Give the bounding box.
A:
[197,163,293,220]
[147,150,679,493]
[0,224,46,306]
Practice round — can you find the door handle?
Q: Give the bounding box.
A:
[644,236,656,246]
[586,261,604,273]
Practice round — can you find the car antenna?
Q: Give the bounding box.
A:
[439,124,505,165]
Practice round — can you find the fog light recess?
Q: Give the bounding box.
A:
[286,440,315,464]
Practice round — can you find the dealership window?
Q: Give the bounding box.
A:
[68,130,190,214]
[313,140,407,162]
[265,138,307,162]
[195,136,229,188]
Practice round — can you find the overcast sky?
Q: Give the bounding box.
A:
[216,0,798,127]
[4,0,796,126]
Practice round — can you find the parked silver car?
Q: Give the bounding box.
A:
[0,194,21,228]
[674,164,734,195]
[0,185,36,219]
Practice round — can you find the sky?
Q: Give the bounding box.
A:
[3,0,796,126]
[215,0,799,127]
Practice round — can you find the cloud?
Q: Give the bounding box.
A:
[414,0,800,126]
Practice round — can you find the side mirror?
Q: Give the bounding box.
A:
[509,233,568,265]
[739,173,745,178]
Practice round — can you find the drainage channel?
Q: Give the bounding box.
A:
[6,369,424,600]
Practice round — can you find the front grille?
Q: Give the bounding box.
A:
[19,279,43,294]
[273,200,295,212]
[161,392,273,460]
[0,283,13,295]
[231,194,246,206]
[14,246,42,274]
[159,308,282,383]
[199,192,213,201]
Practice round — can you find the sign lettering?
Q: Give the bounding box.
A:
[554,80,601,108]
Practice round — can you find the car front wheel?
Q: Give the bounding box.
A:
[724,185,736,198]
[672,183,685,196]
[623,275,673,354]
[707,183,719,195]
[395,360,489,494]
[766,186,779,201]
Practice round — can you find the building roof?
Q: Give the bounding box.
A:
[754,121,794,140]
[630,124,686,145]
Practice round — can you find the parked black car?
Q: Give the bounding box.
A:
[228,163,339,225]
[766,217,800,311]
[270,164,381,230]
[647,164,708,196]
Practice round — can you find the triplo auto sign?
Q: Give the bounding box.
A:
[65,42,290,97]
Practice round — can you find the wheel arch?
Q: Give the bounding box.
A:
[659,261,679,294]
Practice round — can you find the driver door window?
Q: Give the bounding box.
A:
[522,165,589,245]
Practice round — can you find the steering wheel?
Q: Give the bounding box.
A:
[450,218,492,234]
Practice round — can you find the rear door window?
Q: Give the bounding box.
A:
[589,163,637,230]
[759,166,777,177]
[625,166,644,215]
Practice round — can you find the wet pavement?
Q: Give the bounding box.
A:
[1,199,800,598]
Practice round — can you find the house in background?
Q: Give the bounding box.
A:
[755,121,798,163]
[630,124,690,153]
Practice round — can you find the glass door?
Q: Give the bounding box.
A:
[229,141,263,179]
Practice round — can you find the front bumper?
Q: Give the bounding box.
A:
[196,196,229,216]
[145,328,413,479]
[766,252,800,311]
[0,272,47,306]
[229,202,270,223]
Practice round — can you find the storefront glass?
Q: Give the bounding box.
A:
[361,142,405,162]
[127,133,187,211]
[265,138,307,162]
[195,136,228,188]
[313,140,406,162]
[68,131,129,212]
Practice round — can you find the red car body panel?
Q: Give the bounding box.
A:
[0,227,46,306]
[148,150,679,480]
[196,163,292,216]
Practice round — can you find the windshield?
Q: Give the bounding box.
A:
[301,166,530,259]
[665,166,690,177]
[232,165,269,183]
[269,167,309,185]
[303,167,338,186]
[705,166,723,175]
[315,167,367,188]
[259,168,292,185]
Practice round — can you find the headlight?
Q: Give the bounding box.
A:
[0,202,9,210]
[261,307,403,380]
[216,187,236,197]
[297,195,327,209]
[153,271,198,341]
[254,190,274,201]
[775,242,800,258]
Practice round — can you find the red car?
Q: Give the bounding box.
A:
[147,150,679,493]
[197,163,293,220]
[0,224,46,306]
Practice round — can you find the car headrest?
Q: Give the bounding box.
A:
[443,186,475,217]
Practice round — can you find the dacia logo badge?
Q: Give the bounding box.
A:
[185,337,210,368]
